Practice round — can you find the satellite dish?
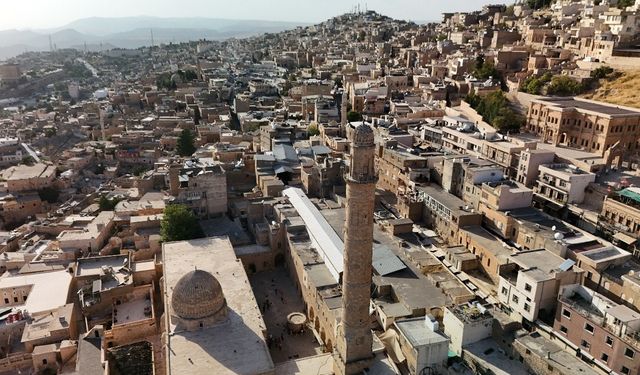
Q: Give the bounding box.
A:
[554,232,564,241]
[552,225,557,231]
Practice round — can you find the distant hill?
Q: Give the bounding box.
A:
[0,16,309,59]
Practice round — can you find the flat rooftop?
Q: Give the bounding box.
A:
[534,97,640,117]
[395,317,448,347]
[462,226,512,263]
[162,237,273,375]
[76,254,128,277]
[509,249,571,281]
[0,270,71,315]
[515,332,601,375]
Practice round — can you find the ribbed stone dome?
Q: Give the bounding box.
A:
[171,269,226,321]
[352,123,374,146]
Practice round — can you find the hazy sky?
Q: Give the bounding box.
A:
[3,0,510,30]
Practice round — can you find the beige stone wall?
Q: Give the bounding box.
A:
[285,235,336,353]
[601,197,640,235]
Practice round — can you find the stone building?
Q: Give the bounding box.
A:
[161,237,274,375]
[554,284,640,375]
[526,97,640,165]
[168,158,228,218]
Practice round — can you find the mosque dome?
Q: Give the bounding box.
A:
[171,269,227,322]
[352,123,374,146]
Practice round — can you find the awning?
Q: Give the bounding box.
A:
[614,232,638,245]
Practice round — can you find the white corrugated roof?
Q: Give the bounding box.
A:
[283,188,343,281]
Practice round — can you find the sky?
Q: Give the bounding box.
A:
[2,0,510,30]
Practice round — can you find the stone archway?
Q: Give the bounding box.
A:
[325,339,333,352]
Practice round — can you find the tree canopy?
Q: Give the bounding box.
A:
[307,123,320,137]
[176,129,197,157]
[521,73,585,96]
[160,204,204,242]
[467,91,524,134]
[527,0,553,10]
[591,66,614,79]
[99,195,123,211]
[347,111,363,122]
[473,56,499,80]
[546,76,584,96]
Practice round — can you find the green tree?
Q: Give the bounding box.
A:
[347,111,363,122]
[176,129,197,157]
[618,0,634,8]
[22,156,35,166]
[492,107,525,134]
[474,60,499,80]
[38,187,59,203]
[546,76,584,96]
[466,91,524,134]
[591,66,614,79]
[99,195,123,211]
[160,204,204,242]
[521,73,552,95]
[527,0,553,10]
[307,123,320,137]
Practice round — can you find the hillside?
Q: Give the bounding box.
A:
[582,71,640,108]
[0,17,309,59]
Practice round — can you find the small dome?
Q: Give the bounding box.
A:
[352,123,374,146]
[171,269,226,321]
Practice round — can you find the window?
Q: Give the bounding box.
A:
[581,340,590,349]
[524,303,531,312]
[512,295,519,304]
[605,336,613,346]
[3,298,7,304]
[621,366,630,375]
[501,287,508,295]
[524,283,532,292]
[587,271,593,280]
[625,348,634,359]
[585,323,594,334]
[562,309,571,319]
[601,353,609,362]
[560,325,568,334]
[12,297,17,303]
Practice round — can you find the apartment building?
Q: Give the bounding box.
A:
[376,146,429,197]
[498,249,583,322]
[168,158,227,218]
[417,185,482,244]
[600,187,640,240]
[516,148,555,187]
[555,284,640,375]
[535,163,596,205]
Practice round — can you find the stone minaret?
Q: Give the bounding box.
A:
[334,122,376,375]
